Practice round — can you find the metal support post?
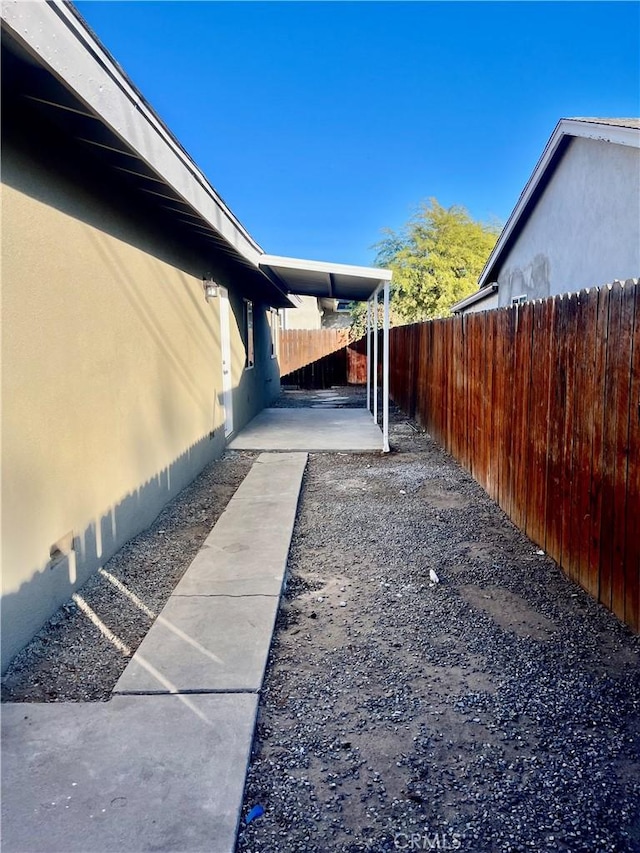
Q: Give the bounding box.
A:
[373,287,379,424]
[366,299,371,413]
[383,280,390,452]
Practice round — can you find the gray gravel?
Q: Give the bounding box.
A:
[237,391,640,853]
[1,450,255,702]
[3,386,638,853]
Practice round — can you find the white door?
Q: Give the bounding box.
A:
[219,287,234,437]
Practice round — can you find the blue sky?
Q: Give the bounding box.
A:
[75,1,639,266]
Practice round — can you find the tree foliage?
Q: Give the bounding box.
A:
[348,300,403,341]
[371,199,500,323]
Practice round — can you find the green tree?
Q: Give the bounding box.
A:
[348,300,403,341]
[372,199,500,323]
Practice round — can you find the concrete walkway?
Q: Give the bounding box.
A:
[228,407,383,452]
[1,452,307,853]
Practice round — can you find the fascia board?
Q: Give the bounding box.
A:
[1,0,263,266]
[451,284,498,313]
[563,119,640,148]
[260,254,393,281]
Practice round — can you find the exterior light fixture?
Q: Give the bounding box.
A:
[203,274,219,300]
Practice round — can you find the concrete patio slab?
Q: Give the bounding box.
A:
[228,408,382,452]
[113,594,280,694]
[1,693,257,853]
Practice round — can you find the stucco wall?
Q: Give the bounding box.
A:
[496,137,640,306]
[1,136,279,672]
[283,296,323,329]
[461,292,500,314]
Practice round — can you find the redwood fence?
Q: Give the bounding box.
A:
[279,329,349,377]
[389,280,639,632]
[281,337,367,388]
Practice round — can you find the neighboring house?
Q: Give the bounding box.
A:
[280,295,324,330]
[452,118,640,314]
[1,3,289,671]
[280,296,352,330]
[320,298,353,330]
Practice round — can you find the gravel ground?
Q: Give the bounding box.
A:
[1,451,255,702]
[236,390,640,853]
[3,387,639,853]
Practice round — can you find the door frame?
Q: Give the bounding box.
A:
[219,286,234,438]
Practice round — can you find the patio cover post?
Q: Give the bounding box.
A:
[382,280,390,453]
[373,286,379,424]
[366,299,371,413]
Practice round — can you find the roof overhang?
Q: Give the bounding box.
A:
[1,1,394,311]
[259,254,392,302]
[1,0,294,307]
[451,283,498,313]
[478,117,640,289]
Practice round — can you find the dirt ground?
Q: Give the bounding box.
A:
[2,387,638,853]
[236,390,640,853]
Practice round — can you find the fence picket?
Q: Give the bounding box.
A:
[280,329,350,377]
[624,282,640,632]
[386,281,638,631]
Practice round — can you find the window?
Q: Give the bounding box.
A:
[244,300,254,368]
[511,294,527,306]
[270,309,279,359]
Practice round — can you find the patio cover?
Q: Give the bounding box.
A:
[259,255,393,452]
[260,254,391,302]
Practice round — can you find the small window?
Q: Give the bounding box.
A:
[511,294,527,306]
[270,309,279,358]
[244,300,254,368]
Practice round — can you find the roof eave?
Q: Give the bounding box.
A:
[1,0,264,267]
[451,284,499,313]
[260,254,393,282]
[259,254,392,302]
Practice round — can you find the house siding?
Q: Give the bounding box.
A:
[495,136,640,307]
[460,292,500,314]
[1,128,278,672]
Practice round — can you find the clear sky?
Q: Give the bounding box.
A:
[75,1,639,267]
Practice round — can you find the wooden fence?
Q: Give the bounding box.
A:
[389,280,639,632]
[279,329,349,377]
[282,337,367,388]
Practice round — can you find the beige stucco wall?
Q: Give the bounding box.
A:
[282,295,323,329]
[1,139,278,671]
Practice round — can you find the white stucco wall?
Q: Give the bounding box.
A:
[495,137,640,307]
